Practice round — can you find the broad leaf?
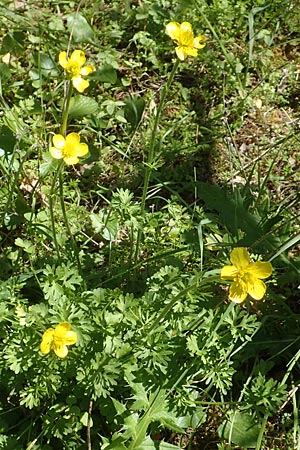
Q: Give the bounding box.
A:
[218,411,260,448]
[124,95,145,129]
[66,13,94,42]
[136,437,181,449]
[69,95,99,118]
[97,65,118,84]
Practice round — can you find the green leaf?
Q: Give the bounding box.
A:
[136,437,181,449]
[111,398,127,416]
[124,95,145,129]
[80,412,93,427]
[1,31,26,55]
[218,411,260,448]
[3,109,29,141]
[14,238,35,254]
[39,153,60,177]
[90,212,119,241]
[177,406,207,429]
[0,62,11,81]
[32,53,58,78]
[101,434,127,450]
[129,389,169,449]
[69,95,99,118]
[66,13,94,42]
[96,65,118,84]
[0,125,16,155]
[131,383,149,410]
[157,414,185,434]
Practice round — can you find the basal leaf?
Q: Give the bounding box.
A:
[218,411,260,448]
[96,65,118,84]
[66,13,94,42]
[124,95,145,129]
[69,95,99,118]
[0,62,11,81]
[136,437,181,449]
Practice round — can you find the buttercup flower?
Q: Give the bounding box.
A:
[221,247,273,304]
[50,132,89,165]
[166,21,206,61]
[40,322,77,358]
[59,49,95,93]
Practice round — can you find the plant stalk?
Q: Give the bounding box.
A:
[135,58,180,261]
[61,82,73,137]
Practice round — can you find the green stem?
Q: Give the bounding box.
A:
[49,162,63,262]
[140,58,180,215]
[58,166,81,268]
[135,58,180,261]
[255,413,268,450]
[61,82,73,137]
[57,80,81,268]
[282,347,300,385]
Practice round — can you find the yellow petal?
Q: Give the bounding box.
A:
[65,132,80,146]
[40,328,54,355]
[247,261,272,279]
[54,344,69,358]
[180,22,194,46]
[75,143,88,157]
[50,147,63,160]
[65,331,77,345]
[59,51,68,69]
[52,134,65,149]
[230,247,250,270]
[70,50,86,68]
[55,322,71,337]
[72,76,89,93]
[247,275,267,300]
[40,341,51,354]
[2,52,10,64]
[183,47,198,58]
[175,46,187,61]
[193,35,206,49]
[229,279,248,303]
[254,98,262,109]
[166,22,181,41]
[221,265,238,280]
[64,156,79,165]
[80,65,95,76]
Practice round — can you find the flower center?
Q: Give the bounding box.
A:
[62,142,75,159]
[66,62,81,78]
[234,269,250,284]
[54,335,65,346]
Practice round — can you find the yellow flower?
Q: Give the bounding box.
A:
[221,247,273,304]
[50,132,89,165]
[165,21,206,61]
[40,322,77,358]
[59,49,95,93]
